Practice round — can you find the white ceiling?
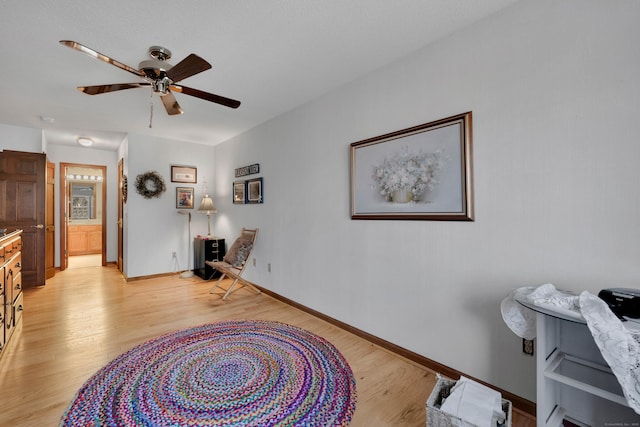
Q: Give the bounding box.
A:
[1,0,519,151]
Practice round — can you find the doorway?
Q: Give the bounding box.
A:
[59,163,107,270]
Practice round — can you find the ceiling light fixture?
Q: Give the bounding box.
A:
[77,137,93,147]
[67,174,103,181]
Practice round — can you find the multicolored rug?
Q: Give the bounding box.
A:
[60,320,357,427]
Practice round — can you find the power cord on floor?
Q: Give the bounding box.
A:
[172,252,180,274]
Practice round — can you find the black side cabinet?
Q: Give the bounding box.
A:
[193,237,225,280]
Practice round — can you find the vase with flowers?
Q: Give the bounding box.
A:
[373,146,445,203]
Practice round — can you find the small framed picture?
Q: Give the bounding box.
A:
[233,181,245,204]
[246,177,263,204]
[176,187,194,209]
[171,165,197,183]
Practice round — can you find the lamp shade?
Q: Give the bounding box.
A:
[198,195,217,213]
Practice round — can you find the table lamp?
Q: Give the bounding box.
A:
[197,194,217,238]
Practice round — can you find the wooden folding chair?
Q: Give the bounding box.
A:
[206,228,260,300]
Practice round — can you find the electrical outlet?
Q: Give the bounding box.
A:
[268,263,271,273]
[523,338,534,356]
[253,258,256,267]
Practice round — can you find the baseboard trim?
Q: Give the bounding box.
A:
[255,284,536,417]
[124,271,183,282]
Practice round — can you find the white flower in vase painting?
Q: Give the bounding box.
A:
[373,146,446,203]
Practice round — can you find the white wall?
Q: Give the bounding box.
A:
[213,0,640,402]
[125,133,215,278]
[0,123,42,152]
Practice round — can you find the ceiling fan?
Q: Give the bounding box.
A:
[59,40,241,115]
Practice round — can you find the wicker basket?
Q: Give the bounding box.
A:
[426,375,512,427]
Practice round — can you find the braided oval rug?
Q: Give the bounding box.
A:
[60,320,357,426]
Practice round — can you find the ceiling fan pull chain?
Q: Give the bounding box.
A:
[149,94,154,128]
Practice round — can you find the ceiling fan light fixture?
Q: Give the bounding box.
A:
[152,77,171,95]
[77,137,93,147]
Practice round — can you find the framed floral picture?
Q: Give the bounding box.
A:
[176,187,194,209]
[350,112,473,221]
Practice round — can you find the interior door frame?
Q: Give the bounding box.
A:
[46,159,56,279]
[117,158,123,273]
[59,162,107,271]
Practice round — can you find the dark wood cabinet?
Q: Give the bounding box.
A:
[193,237,225,280]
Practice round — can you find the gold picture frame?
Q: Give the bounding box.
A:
[176,187,194,209]
[171,165,197,183]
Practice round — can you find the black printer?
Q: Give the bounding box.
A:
[598,288,640,319]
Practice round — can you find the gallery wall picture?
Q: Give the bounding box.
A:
[176,187,194,209]
[246,177,263,204]
[232,175,264,204]
[171,165,197,183]
[233,181,245,204]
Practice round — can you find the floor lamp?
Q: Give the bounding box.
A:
[177,210,194,278]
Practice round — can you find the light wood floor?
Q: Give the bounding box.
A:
[0,265,535,426]
[67,254,102,269]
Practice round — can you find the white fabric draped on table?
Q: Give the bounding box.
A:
[501,283,640,415]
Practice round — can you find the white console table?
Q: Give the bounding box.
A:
[517,300,640,426]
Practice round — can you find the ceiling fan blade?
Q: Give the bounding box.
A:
[79,82,150,95]
[170,85,241,109]
[60,40,144,77]
[160,91,184,115]
[166,54,212,83]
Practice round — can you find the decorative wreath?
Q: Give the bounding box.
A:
[135,171,166,199]
[121,175,128,203]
